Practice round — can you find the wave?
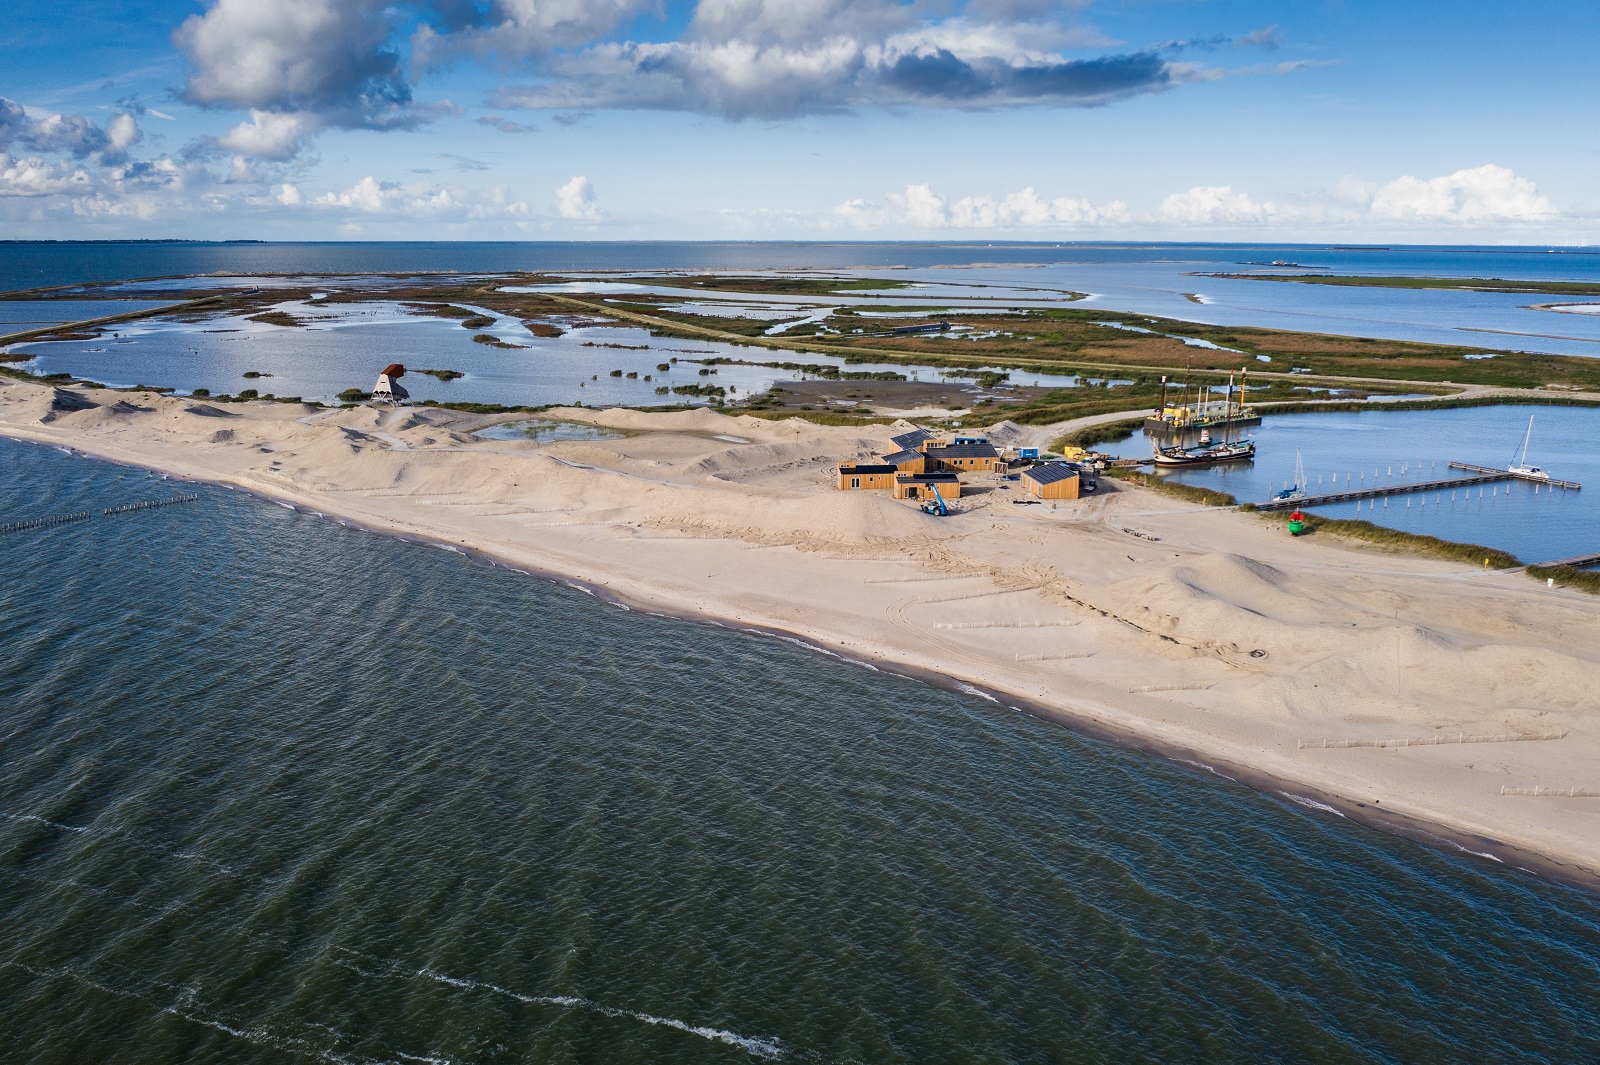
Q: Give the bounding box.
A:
[1,811,91,833]
[1278,792,1347,818]
[419,969,785,1059]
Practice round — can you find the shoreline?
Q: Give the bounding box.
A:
[4,382,1599,888]
[21,434,1594,888]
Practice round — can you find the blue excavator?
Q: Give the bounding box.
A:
[919,484,950,517]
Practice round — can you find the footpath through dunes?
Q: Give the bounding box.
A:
[2,377,1600,880]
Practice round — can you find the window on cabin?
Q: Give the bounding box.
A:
[851,478,860,488]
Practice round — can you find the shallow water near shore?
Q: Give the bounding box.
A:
[4,436,1600,1063]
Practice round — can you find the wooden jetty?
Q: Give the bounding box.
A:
[1253,470,1508,511]
[1539,551,1600,569]
[1254,458,1581,511]
[1448,461,1582,489]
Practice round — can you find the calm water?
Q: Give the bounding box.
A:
[4,242,1600,357]
[1104,404,1600,564]
[10,299,1090,408]
[3,437,1600,1063]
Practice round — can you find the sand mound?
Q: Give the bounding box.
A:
[209,429,237,443]
[184,403,237,418]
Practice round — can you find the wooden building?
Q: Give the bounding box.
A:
[837,463,898,490]
[893,471,963,500]
[924,442,1003,473]
[881,447,930,474]
[889,428,937,452]
[1020,462,1081,500]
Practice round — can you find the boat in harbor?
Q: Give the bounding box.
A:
[1151,369,1257,466]
[1508,415,1551,481]
[1144,365,1261,433]
[1153,438,1256,466]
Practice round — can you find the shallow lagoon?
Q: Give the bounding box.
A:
[11,298,1097,407]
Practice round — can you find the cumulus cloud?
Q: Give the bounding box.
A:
[1155,166,1559,230]
[836,182,1129,230]
[554,174,598,219]
[217,110,317,160]
[1369,164,1555,224]
[480,0,1221,118]
[174,0,429,131]
[0,154,95,197]
[413,0,659,67]
[314,173,531,219]
[1159,185,1280,225]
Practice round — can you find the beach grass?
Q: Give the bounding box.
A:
[1105,468,1238,506]
[1525,564,1600,595]
[1268,512,1522,568]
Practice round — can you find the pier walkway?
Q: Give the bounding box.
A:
[1448,461,1582,490]
[1539,551,1600,569]
[1253,471,1508,511]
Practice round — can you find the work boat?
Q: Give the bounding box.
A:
[1508,415,1550,480]
[1152,438,1256,467]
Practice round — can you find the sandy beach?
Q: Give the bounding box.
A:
[5,378,1599,880]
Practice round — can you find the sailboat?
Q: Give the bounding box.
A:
[1153,369,1256,467]
[1272,449,1308,500]
[1508,415,1550,480]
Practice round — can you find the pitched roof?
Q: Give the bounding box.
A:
[926,442,999,459]
[1022,462,1080,486]
[890,428,935,450]
[881,448,924,465]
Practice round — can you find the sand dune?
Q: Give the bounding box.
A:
[3,378,1598,880]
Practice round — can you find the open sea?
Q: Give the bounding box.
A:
[4,437,1600,1064]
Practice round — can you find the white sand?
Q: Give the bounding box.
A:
[5,379,1599,878]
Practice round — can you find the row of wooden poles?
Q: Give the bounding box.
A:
[1,493,199,535]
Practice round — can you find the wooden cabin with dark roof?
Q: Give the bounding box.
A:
[923,441,1003,473]
[1020,461,1081,499]
[838,463,898,490]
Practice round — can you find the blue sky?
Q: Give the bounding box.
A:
[1,0,1594,241]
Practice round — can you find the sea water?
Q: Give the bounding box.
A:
[3,437,1600,1064]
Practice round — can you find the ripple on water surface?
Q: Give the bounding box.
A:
[2,437,1600,1064]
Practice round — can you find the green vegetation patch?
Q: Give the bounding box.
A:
[416,368,465,381]
[1525,564,1600,595]
[1105,468,1238,507]
[1272,512,1521,568]
[247,310,307,328]
[645,274,913,297]
[472,333,523,349]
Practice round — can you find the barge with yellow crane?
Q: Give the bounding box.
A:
[1144,366,1262,434]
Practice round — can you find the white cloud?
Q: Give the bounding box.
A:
[836,182,1129,230]
[1369,164,1555,224]
[277,182,303,206]
[0,154,94,197]
[316,175,399,212]
[175,0,433,132]
[314,175,530,219]
[1159,185,1279,225]
[555,174,598,220]
[218,110,317,160]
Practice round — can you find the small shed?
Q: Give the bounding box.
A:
[1021,462,1081,500]
[838,463,897,490]
[893,472,963,501]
